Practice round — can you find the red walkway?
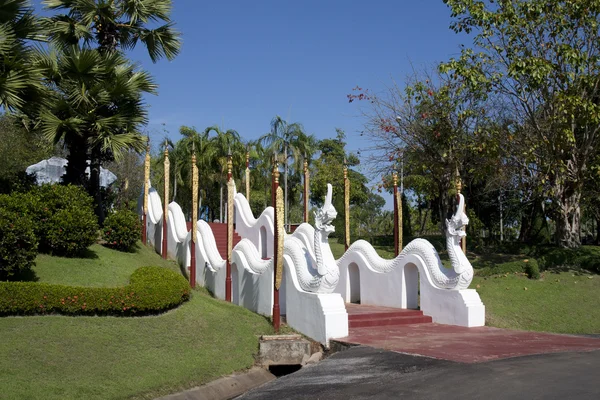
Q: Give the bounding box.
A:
[334,304,600,363]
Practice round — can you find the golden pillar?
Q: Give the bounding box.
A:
[245,149,250,201]
[272,158,284,332]
[142,139,150,244]
[162,143,170,259]
[303,156,309,223]
[456,173,466,254]
[344,159,350,251]
[190,147,198,288]
[226,148,233,302]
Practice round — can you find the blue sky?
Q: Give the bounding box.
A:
[125,1,466,158]
[34,0,470,206]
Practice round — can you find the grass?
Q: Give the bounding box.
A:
[0,242,277,400]
[472,271,600,334]
[34,243,183,287]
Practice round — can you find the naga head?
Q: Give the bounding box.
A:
[446,193,469,237]
[314,183,337,235]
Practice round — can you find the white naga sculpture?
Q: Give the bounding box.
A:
[235,183,340,293]
[337,192,474,290]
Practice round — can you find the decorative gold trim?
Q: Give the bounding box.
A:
[143,146,150,214]
[191,152,198,243]
[245,167,250,201]
[344,168,350,248]
[396,190,403,252]
[275,186,285,290]
[227,178,234,260]
[164,148,170,222]
[304,159,309,223]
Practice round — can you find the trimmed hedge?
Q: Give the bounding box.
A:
[0,266,190,316]
[103,209,141,251]
[476,258,540,279]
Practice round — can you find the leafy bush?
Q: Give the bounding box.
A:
[524,259,540,279]
[103,209,141,251]
[0,185,98,256]
[0,267,190,316]
[46,208,99,256]
[0,208,38,280]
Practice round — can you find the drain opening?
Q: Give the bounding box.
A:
[268,364,302,377]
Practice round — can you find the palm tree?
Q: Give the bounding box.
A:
[42,0,181,61]
[0,0,45,115]
[259,116,316,230]
[40,0,181,218]
[204,125,244,222]
[37,46,156,219]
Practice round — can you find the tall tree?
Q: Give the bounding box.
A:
[0,0,45,115]
[42,0,180,61]
[41,0,181,217]
[37,46,156,219]
[311,129,370,238]
[259,116,316,229]
[441,0,600,248]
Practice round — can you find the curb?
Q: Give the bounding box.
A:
[156,367,276,400]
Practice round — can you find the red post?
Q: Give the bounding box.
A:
[162,217,168,259]
[142,214,147,244]
[394,176,399,257]
[190,233,196,288]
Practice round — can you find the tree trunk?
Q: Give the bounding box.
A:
[64,135,88,187]
[554,180,582,248]
[89,146,105,224]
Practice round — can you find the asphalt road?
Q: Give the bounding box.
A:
[237,346,600,400]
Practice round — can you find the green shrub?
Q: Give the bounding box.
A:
[0,185,98,256]
[103,209,141,251]
[0,266,190,316]
[524,259,540,279]
[0,208,38,280]
[46,207,99,256]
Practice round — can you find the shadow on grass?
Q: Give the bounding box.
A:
[100,243,140,254]
[2,267,39,282]
[76,248,100,259]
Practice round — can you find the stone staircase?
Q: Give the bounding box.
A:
[185,221,242,258]
[208,222,242,258]
[346,303,432,328]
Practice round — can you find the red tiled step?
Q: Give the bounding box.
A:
[208,222,242,258]
[346,303,432,328]
[349,315,433,328]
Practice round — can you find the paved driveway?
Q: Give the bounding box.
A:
[238,346,600,400]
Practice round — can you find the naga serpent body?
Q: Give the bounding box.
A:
[336,193,473,290]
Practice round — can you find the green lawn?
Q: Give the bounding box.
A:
[0,242,277,400]
[34,243,184,287]
[473,271,600,334]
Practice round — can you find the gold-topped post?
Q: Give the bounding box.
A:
[272,155,283,332]
[162,142,170,259]
[226,147,233,302]
[456,171,466,254]
[245,146,250,201]
[393,171,402,256]
[303,154,309,223]
[344,158,350,251]
[190,144,198,288]
[142,138,150,244]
